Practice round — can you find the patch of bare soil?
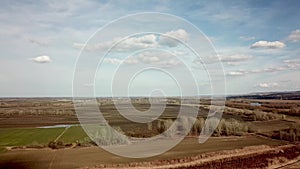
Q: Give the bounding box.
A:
[82,144,300,169]
[279,161,300,169]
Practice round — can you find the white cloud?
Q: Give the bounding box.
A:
[29,55,51,63]
[226,62,241,66]
[74,29,189,52]
[255,82,279,88]
[170,50,187,57]
[220,54,253,63]
[250,41,286,49]
[117,34,158,51]
[239,36,255,41]
[104,58,123,65]
[250,66,286,74]
[74,35,158,52]
[260,67,286,73]
[104,51,181,68]
[227,70,248,76]
[104,57,139,65]
[227,56,300,78]
[73,43,86,50]
[136,51,181,67]
[284,58,300,63]
[194,54,252,65]
[284,58,300,69]
[159,29,189,47]
[83,83,94,87]
[288,29,300,42]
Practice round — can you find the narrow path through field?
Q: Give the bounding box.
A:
[48,152,57,169]
[54,126,69,142]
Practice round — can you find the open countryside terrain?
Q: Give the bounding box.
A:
[0,93,300,168]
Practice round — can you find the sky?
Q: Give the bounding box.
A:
[0,0,300,97]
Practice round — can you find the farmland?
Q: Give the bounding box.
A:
[0,95,300,168]
[0,136,287,169]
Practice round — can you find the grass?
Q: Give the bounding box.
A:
[58,125,129,146]
[0,128,65,147]
[0,126,99,148]
[0,125,132,150]
[0,146,6,153]
[57,126,89,143]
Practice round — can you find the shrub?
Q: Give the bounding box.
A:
[191,118,205,136]
[157,117,196,137]
[253,109,281,121]
[157,117,249,137]
[201,118,248,136]
[177,116,194,135]
[223,118,248,136]
[289,107,300,116]
[202,117,220,136]
[277,125,300,142]
[164,119,176,137]
[91,126,130,146]
[48,141,64,149]
[27,141,45,149]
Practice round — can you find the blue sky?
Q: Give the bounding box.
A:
[0,0,300,97]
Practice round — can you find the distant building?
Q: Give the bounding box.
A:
[250,102,261,107]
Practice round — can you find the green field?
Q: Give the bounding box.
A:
[0,128,64,147]
[57,126,90,143]
[0,126,90,152]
